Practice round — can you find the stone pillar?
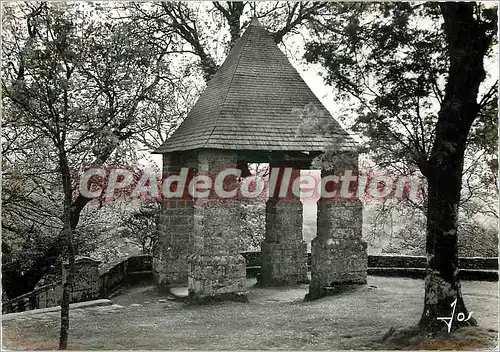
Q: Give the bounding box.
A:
[187,150,246,299]
[63,257,101,303]
[308,153,367,300]
[154,152,194,290]
[258,164,308,286]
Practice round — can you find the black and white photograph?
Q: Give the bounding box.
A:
[1,1,498,350]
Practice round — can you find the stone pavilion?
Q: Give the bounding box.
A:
[153,18,367,300]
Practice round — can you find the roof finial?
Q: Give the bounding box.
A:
[252,1,256,17]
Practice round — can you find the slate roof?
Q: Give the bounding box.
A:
[154,17,358,154]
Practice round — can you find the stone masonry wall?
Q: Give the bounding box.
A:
[259,165,308,285]
[188,149,247,298]
[154,152,196,289]
[63,257,101,303]
[24,257,100,311]
[312,200,367,282]
[309,153,367,299]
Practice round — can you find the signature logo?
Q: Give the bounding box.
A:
[437,298,473,333]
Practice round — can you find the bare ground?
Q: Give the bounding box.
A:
[2,276,498,350]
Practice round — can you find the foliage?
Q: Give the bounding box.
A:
[126,1,329,81]
[304,2,497,175]
[237,200,265,251]
[304,1,497,331]
[365,201,497,257]
[118,201,160,255]
[1,1,182,306]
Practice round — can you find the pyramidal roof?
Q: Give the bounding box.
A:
[154,18,357,154]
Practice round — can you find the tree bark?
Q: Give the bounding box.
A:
[213,1,245,49]
[58,149,75,350]
[418,2,494,332]
[2,193,90,299]
[2,141,125,299]
[58,213,74,350]
[419,158,477,331]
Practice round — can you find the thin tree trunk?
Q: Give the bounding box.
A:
[58,150,75,350]
[58,214,75,350]
[2,142,122,299]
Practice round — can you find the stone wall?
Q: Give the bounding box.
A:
[154,149,248,297]
[99,257,128,297]
[34,283,63,309]
[3,257,101,314]
[311,200,367,284]
[155,199,193,289]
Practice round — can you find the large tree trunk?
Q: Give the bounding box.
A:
[419,159,477,331]
[418,2,493,332]
[213,1,244,48]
